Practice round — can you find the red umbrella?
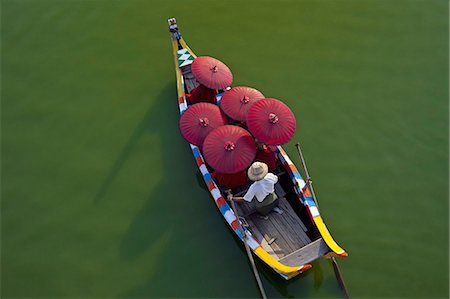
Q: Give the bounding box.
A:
[191,56,233,90]
[179,103,228,146]
[247,98,296,145]
[202,125,256,173]
[219,86,265,121]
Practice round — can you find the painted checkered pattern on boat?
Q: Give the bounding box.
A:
[189,144,260,250]
[277,146,320,218]
[177,48,195,67]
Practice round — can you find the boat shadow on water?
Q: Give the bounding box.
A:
[107,84,257,297]
[94,84,195,258]
[115,84,190,261]
[93,84,183,205]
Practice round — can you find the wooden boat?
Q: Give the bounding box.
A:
[168,18,347,280]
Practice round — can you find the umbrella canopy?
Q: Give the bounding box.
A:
[219,86,265,121]
[191,56,233,90]
[179,103,228,146]
[202,125,256,173]
[247,98,296,145]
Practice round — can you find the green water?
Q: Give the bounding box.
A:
[2,0,448,298]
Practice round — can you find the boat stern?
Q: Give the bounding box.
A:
[253,247,313,280]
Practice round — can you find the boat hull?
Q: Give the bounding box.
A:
[168,18,346,280]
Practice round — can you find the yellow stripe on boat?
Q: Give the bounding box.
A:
[313,216,347,257]
[254,247,312,275]
[179,38,197,59]
[171,39,184,96]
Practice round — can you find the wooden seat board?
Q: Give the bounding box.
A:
[248,197,312,257]
[224,177,313,260]
[278,238,330,266]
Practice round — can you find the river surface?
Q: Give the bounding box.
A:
[2,0,448,298]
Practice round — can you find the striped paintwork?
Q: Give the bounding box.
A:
[190,143,260,250]
[277,147,347,256]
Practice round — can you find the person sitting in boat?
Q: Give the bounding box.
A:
[187,84,218,104]
[255,141,278,172]
[231,162,283,216]
[212,170,248,190]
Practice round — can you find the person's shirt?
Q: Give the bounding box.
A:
[243,173,278,202]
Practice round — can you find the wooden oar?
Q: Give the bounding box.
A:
[331,256,350,299]
[295,143,350,299]
[295,143,318,207]
[227,191,268,299]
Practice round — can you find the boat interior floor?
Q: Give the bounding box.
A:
[235,183,329,265]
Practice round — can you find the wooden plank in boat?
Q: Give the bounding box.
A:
[266,207,309,251]
[272,198,311,247]
[181,65,199,93]
[263,232,286,258]
[273,182,309,242]
[249,211,292,256]
[246,217,281,260]
[248,197,312,256]
[278,238,330,266]
[277,199,310,243]
[234,182,311,258]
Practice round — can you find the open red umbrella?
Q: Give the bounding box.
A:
[219,86,265,121]
[202,125,256,173]
[247,98,296,145]
[179,103,228,146]
[191,56,233,90]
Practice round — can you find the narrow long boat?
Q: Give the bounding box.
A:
[168,18,347,280]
